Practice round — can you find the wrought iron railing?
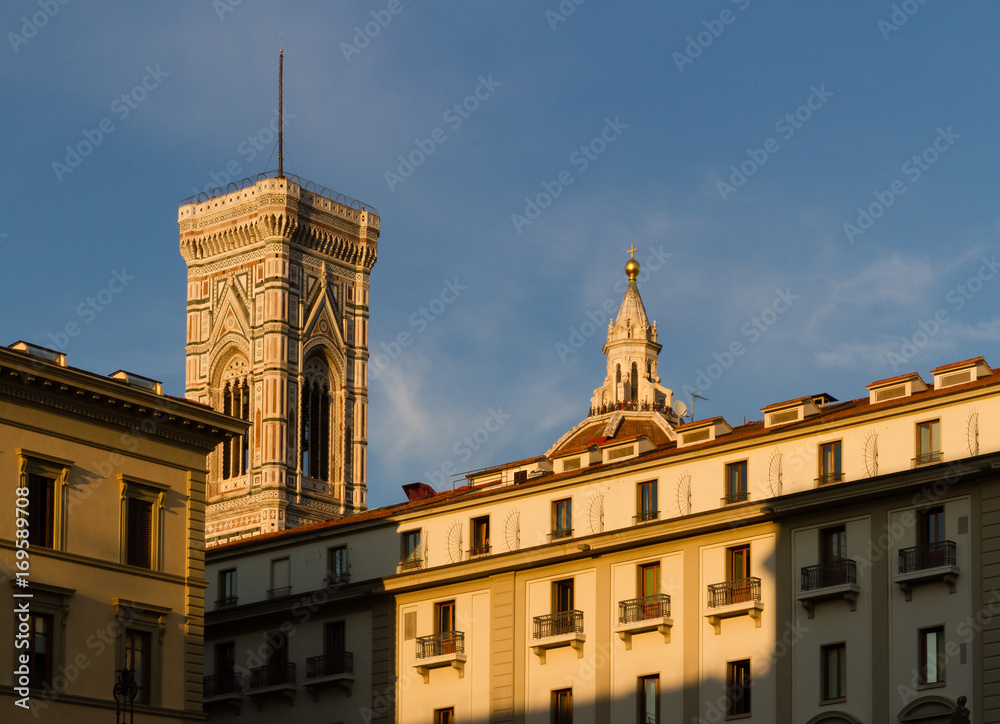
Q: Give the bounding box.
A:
[399,554,423,571]
[721,491,750,506]
[633,509,659,524]
[707,577,761,607]
[913,451,942,465]
[533,610,584,639]
[898,540,956,573]
[416,631,465,658]
[324,572,351,588]
[306,652,354,678]
[203,671,242,698]
[815,471,844,485]
[549,528,573,541]
[801,559,857,591]
[618,594,671,623]
[267,586,292,599]
[215,595,238,609]
[468,543,491,557]
[248,663,296,690]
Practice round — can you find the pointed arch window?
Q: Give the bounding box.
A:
[630,362,639,403]
[301,357,332,481]
[218,357,250,481]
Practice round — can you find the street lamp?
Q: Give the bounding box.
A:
[114,667,138,724]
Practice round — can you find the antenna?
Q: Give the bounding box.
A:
[278,49,284,178]
[690,393,708,422]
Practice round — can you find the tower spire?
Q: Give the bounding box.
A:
[278,49,284,178]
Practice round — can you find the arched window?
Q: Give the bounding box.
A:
[218,357,250,480]
[631,362,639,403]
[300,357,331,481]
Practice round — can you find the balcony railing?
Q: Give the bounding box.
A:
[204,671,242,698]
[306,652,354,679]
[721,491,750,506]
[707,577,761,607]
[399,554,423,571]
[618,594,671,623]
[324,572,351,588]
[801,559,858,591]
[468,543,491,557]
[899,541,956,573]
[215,595,238,609]
[633,509,659,524]
[549,528,573,541]
[815,471,844,485]
[416,631,465,659]
[533,610,583,639]
[267,586,292,599]
[249,663,296,690]
[913,451,942,465]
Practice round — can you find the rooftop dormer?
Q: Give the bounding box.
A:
[931,357,992,390]
[866,372,928,404]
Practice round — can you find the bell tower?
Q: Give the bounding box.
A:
[179,53,379,545]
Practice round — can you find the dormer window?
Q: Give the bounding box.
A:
[931,357,991,390]
[866,372,927,404]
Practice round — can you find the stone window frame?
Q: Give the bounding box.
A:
[118,476,169,572]
[16,581,75,690]
[112,598,171,708]
[16,449,72,552]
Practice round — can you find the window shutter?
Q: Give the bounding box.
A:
[28,474,55,548]
[127,498,153,568]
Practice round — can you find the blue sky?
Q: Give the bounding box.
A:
[2,1,999,509]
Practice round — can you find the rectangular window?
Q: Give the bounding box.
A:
[725,461,748,504]
[918,506,945,545]
[269,557,290,598]
[325,621,346,655]
[470,516,490,556]
[820,525,846,564]
[27,473,55,548]
[916,420,941,464]
[435,708,455,724]
[552,688,573,724]
[28,613,53,687]
[214,641,235,677]
[436,600,458,654]
[726,660,751,716]
[124,629,152,705]
[637,481,658,522]
[554,579,574,614]
[218,568,237,607]
[728,544,751,581]
[639,674,659,723]
[552,498,572,539]
[401,530,422,569]
[821,643,846,701]
[328,545,350,584]
[920,626,945,685]
[819,441,843,484]
[126,497,153,568]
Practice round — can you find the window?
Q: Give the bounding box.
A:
[820,526,846,564]
[916,419,941,464]
[727,544,754,604]
[218,569,237,607]
[819,441,843,484]
[639,675,659,723]
[470,516,490,556]
[220,376,250,480]
[436,600,458,654]
[323,621,349,675]
[269,557,291,598]
[821,643,846,701]
[639,562,661,599]
[918,506,948,567]
[920,626,945,685]
[124,629,152,705]
[214,641,235,677]
[552,688,573,724]
[725,461,748,504]
[17,450,70,551]
[300,357,331,481]
[637,480,658,522]
[630,362,639,402]
[28,613,53,687]
[435,708,455,724]
[327,545,350,584]
[119,477,166,571]
[552,498,572,539]
[726,660,751,716]
[554,579,574,614]
[401,530,422,569]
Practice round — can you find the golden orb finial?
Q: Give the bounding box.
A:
[625,245,640,280]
